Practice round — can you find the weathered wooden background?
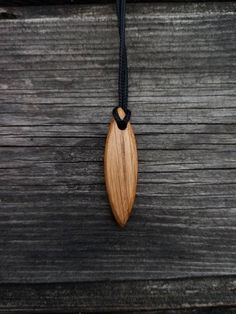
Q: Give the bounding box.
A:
[0,1,235,312]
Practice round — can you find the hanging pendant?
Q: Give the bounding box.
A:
[104,107,138,227]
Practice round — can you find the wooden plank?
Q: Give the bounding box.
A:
[131,310,236,314]
[0,0,227,9]
[0,2,235,311]
[0,277,236,312]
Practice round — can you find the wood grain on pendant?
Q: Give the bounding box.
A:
[104,108,138,227]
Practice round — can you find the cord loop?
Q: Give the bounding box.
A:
[112,106,131,130]
[113,0,131,130]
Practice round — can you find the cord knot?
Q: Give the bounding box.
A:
[112,106,131,130]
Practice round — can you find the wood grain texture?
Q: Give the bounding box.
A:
[104,108,138,226]
[0,1,235,311]
[0,277,235,312]
[0,0,222,9]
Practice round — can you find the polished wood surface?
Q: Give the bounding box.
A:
[104,108,138,227]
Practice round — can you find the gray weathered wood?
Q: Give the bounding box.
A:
[0,277,236,312]
[0,2,235,311]
[0,0,223,9]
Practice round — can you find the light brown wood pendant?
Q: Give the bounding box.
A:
[104,108,138,227]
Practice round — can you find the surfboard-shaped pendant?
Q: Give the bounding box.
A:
[104,108,138,227]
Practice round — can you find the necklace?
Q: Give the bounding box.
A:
[104,0,138,227]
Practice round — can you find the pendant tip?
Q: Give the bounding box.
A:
[116,215,129,228]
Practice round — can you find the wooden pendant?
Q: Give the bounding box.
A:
[104,108,138,227]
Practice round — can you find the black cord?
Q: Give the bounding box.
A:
[112,0,131,130]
